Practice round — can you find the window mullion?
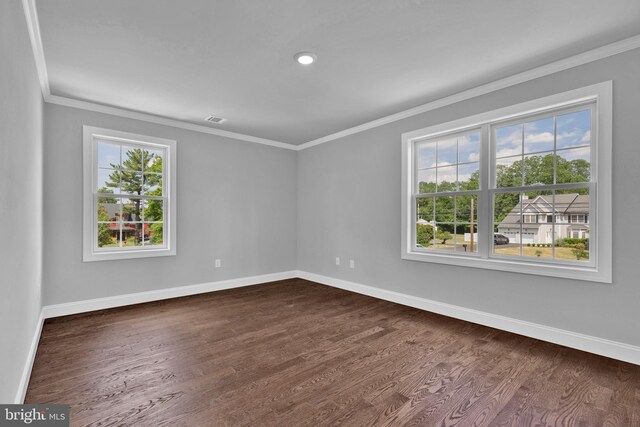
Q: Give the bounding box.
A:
[479,124,490,259]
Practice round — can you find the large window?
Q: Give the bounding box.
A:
[401,83,612,282]
[83,127,176,261]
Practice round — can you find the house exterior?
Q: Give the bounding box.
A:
[497,193,589,244]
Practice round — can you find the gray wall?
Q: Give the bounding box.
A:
[43,105,297,305]
[0,0,44,403]
[298,49,640,347]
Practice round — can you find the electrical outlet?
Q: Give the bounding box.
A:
[336,257,341,266]
[215,259,221,268]
[349,259,355,269]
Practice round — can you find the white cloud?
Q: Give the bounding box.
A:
[524,132,553,143]
[580,130,591,143]
[496,147,522,158]
[467,152,480,162]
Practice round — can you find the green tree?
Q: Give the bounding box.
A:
[437,231,453,244]
[416,224,434,247]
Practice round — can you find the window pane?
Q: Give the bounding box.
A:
[458,132,480,163]
[432,223,455,252]
[494,192,521,257]
[523,153,554,186]
[416,197,434,222]
[97,169,121,195]
[97,223,119,248]
[437,165,457,191]
[435,196,454,222]
[519,191,554,260]
[121,223,144,247]
[97,142,120,169]
[455,223,479,254]
[437,137,457,166]
[524,117,554,154]
[143,173,162,196]
[556,109,591,150]
[555,189,590,262]
[417,169,437,193]
[144,223,164,246]
[97,197,119,222]
[458,163,479,190]
[120,171,144,195]
[556,147,591,184]
[495,124,522,158]
[145,148,164,173]
[495,155,522,188]
[121,146,145,172]
[417,142,437,170]
[456,194,478,223]
[121,198,143,222]
[143,199,164,222]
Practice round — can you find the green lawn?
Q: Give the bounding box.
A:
[494,245,588,260]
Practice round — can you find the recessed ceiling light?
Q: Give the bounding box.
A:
[294,52,316,65]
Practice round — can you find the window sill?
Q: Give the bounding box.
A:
[401,250,611,283]
[83,247,176,262]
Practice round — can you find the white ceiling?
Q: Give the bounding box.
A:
[36,0,640,145]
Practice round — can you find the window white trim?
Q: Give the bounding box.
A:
[83,126,177,262]
[401,81,612,283]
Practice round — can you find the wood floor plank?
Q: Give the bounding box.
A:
[25,279,640,427]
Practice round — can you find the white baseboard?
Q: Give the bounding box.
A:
[42,271,297,319]
[296,271,640,366]
[15,310,44,403]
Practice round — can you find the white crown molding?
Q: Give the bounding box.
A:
[297,34,640,150]
[42,270,297,318]
[22,0,640,152]
[15,310,44,403]
[45,94,296,150]
[297,271,640,365]
[22,0,50,98]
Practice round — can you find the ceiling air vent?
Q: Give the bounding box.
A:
[204,115,227,124]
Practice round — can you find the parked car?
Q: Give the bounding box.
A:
[494,233,509,245]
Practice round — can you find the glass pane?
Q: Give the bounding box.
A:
[417,169,437,194]
[495,155,522,188]
[556,109,591,150]
[145,148,165,173]
[524,117,554,154]
[555,189,590,262]
[556,147,591,184]
[97,197,119,222]
[97,142,120,169]
[523,153,554,186]
[432,223,455,252]
[434,196,454,223]
[143,199,164,222]
[417,142,437,170]
[436,165,457,191]
[119,171,144,195]
[437,137,457,166]
[520,191,554,260]
[121,146,145,172]
[493,192,521,257]
[495,124,522,158]
[143,173,162,196]
[456,194,478,223]
[97,169,121,195]
[458,163,479,190]
[416,197,434,222]
[97,223,119,248]
[144,223,164,246]
[458,132,480,163]
[455,223,479,254]
[121,223,144,247]
[121,198,143,222]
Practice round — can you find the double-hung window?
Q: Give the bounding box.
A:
[402,82,612,282]
[83,127,177,261]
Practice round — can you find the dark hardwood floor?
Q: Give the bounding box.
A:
[26,279,640,426]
